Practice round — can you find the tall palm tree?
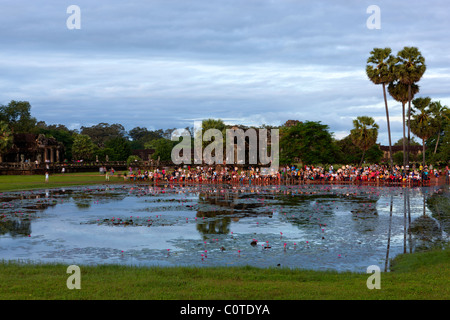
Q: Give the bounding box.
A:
[394,47,426,166]
[350,116,379,167]
[409,97,436,168]
[387,81,419,167]
[0,121,14,163]
[429,101,450,155]
[366,48,397,169]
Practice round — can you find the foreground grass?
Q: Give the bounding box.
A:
[0,172,124,192]
[0,247,448,300]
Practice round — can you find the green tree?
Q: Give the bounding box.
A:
[394,47,426,165]
[350,116,379,167]
[335,136,361,164]
[95,147,114,161]
[80,123,127,148]
[128,127,164,149]
[72,134,95,161]
[433,122,450,163]
[409,97,437,167]
[201,119,226,145]
[151,138,177,162]
[199,119,227,161]
[104,137,132,161]
[365,144,383,164]
[279,121,338,165]
[0,100,37,133]
[428,101,450,155]
[0,121,13,162]
[366,48,397,169]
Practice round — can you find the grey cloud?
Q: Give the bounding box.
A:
[0,0,449,146]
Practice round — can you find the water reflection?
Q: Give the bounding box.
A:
[0,219,31,237]
[0,184,447,271]
[385,194,393,272]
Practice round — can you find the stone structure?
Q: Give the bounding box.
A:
[2,133,64,163]
[132,149,155,161]
[380,145,423,163]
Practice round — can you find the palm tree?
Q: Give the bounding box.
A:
[429,101,450,155]
[0,121,14,163]
[394,47,426,166]
[388,80,419,166]
[387,80,419,167]
[350,116,379,167]
[409,97,436,168]
[366,48,397,169]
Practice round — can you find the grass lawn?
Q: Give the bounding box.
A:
[0,172,124,192]
[0,247,448,300]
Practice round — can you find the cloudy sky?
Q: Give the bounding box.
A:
[1,0,449,144]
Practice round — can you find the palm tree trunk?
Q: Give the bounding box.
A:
[434,128,440,155]
[402,102,406,168]
[382,83,394,170]
[407,189,412,253]
[359,149,366,168]
[403,192,407,254]
[422,138,426,168]
[385,194,394,272]
[423,193,426,217]
[407,84,412,166]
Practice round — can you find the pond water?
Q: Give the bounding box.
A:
[0,183,448,272]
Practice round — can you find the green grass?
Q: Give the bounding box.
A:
[0,172,124,192]
[0,247,448,300]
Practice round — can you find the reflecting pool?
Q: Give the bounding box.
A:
[0,183,448,272]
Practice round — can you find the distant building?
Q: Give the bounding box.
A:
[379,145,423,163]
[1,133,64,163]
[132,149,155,161]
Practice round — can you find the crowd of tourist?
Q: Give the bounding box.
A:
[118,163,449,186]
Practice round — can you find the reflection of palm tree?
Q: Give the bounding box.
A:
[0,219,32,237]
[426,188,450,235]
[408,192,442,251]
[407,188,412,253]
[195,214,231,237]
[385,194,393,272]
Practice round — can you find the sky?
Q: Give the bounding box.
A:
[1,0,450,145]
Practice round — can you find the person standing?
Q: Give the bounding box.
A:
[45,172,49,183]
